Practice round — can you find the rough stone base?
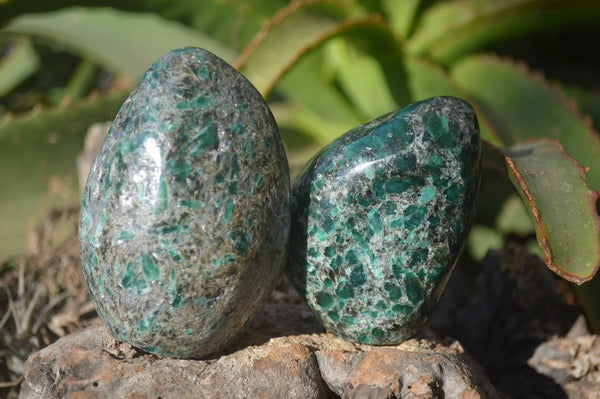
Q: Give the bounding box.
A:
[21,325,498,399]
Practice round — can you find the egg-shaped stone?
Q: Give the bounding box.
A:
[287,96,480,345]
[79,48,290,358]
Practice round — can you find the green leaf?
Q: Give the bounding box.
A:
[2,7,236,83]
[467,225,504,262]
[403,55,461,100]
[495,194,534,236]
[381,0,421,38]
[560,83,600,134]
[403,55,502,145]
[0,90,128,259]
[451,54,600,282]
[473,141,516,227]
[323,38,400,119]
[499,139,600,284]
[46,59,98,105]
[235,1,389,97]
[0,38,39,98]
[573,278,600,332]
[0,0,285,52]
[452,54,600,191]
[176,0,285,51]
[408,0,600,65]
[275,50,364,146]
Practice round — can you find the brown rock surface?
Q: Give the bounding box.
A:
[21,325,499,399]
[318,340,496,398]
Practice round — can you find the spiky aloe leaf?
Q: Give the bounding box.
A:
[450,55,600,283]
[0,38,39,98]
[499,139,600,283]
[235,0,390,97]
[408,0,600,65]
[2,7,236,83]
[0,91,128,259]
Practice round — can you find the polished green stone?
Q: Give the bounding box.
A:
[79,48,290,358]
[287,96,480,345]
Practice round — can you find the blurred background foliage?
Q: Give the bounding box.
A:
[1,0,600,333]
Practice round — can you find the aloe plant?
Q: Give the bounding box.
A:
[2,0,600,326]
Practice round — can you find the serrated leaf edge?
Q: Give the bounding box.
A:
[234,0,315,70]
[464,53,600,150]
[409,0,600,64]
[408,55,504,145]
[234,0,385,97]
[497,139,600,284]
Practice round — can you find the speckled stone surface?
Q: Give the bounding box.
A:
[79,48,290,358]
[287,96,480,345]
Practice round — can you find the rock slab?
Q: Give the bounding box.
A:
[21,326,499,399]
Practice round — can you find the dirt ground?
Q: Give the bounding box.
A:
[0,204,101,398]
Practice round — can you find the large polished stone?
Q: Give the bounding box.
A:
[287,96,480,345]
[79,48,290,358]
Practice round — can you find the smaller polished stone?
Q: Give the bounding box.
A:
[79,48,290,358]
[287,96,480,345]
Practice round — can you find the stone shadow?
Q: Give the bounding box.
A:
[232,275,325,351]
[430,244,578,398]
